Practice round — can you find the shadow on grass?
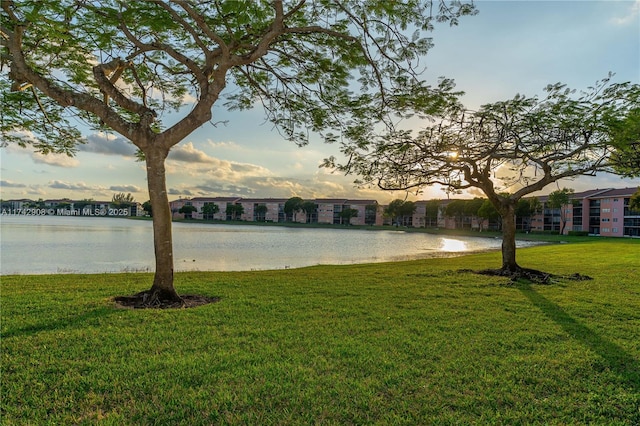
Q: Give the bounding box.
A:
[519,284,639,391]
[1,306,117,339]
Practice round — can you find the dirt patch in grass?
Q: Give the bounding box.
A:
[474,267,593,284]
[114,293,220,309]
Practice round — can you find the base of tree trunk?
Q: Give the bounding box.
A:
[114,290,220,309]
[477,266,593,284]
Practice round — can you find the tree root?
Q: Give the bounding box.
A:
[476,267,592,284]
[114,290,219,309]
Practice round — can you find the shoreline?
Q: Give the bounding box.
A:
[162,216,602,244]
[0,245,521,277]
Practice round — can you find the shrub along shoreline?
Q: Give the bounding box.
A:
[2,239,639,424]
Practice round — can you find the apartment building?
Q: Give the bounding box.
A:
[170,197,240,221]
[168,186,638,237]
[532,187,639,237]
[170,197,382,225]
[314,199,381,226]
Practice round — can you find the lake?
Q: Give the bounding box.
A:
[0,215,538,275]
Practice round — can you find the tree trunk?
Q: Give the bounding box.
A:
[146,148,181,302]
[559,217,567,235]
[500,202,519,272]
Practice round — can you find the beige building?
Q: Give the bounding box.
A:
[170,197,382,225]
[169,187,639,237]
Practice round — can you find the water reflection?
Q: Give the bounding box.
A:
[440,238,467,252]
[1,216,539,274]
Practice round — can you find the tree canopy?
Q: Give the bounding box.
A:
[515,198,541,219]
[477,199,499,227]
[610,108,640,177]
[283,197,304,221]
[111,192,135,206]
[547,188,574,235]
[424,199,440,227]
[1,0,476,305]
[385,199,416,226]
[331,77,640,278]
[178,204,197,218]
[333,77,639,197]
[225,203,244,220]
[142,200,152,216]
[339,208,358,225]
[201,202,219,220]
[2,0,473,152]
[253,204,268,221]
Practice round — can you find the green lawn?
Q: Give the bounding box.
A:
[2,240,639,425]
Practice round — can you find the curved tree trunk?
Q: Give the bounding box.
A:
[500,202,519,272]
[146,148,181,302]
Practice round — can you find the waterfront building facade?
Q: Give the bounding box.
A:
[531,187,640,237]
[168,187,638,237]
[170,197,383,226]
[5,186,637,237]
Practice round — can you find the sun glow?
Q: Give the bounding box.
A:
[440,238,467,252]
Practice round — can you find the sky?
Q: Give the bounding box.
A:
[1,0,639,204]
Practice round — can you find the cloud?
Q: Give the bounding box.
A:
[32,152,80,168]
[168,187,195,196]
[168,142,217,163]
[49,180,97,191]
[464,188,485,198]
[109,185,142,193]
[167,148,273,182]
[243,176,314,197]
[194,183,256,197]
[166,169,405,202]
[27,187,48,196]
[146,86,197,104]
[610,0,640,25]
[2,140,78,168]
[3,133,79,167]
[3,183,48,198]
[207,140,244,150]
[181,93,198,104]
[79,133,137,157]
[1,180,27,188]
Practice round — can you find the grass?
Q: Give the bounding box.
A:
[1,239,639,425]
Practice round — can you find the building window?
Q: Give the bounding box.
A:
[613,218,618,222]
[601,228,610,233]
[614,198,619,202]
[602,218,610,222]
[602,208,610,213]
[612,228,618,233]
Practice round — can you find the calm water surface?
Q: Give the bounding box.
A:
[0,216,538,274]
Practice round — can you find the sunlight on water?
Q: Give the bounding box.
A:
[440,238,467,252]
